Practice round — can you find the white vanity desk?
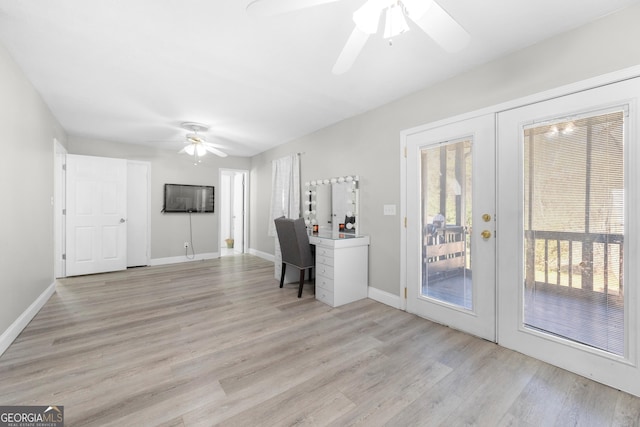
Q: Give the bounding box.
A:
[308,231,370,307]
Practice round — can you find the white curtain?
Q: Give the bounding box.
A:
[268,154,300,237]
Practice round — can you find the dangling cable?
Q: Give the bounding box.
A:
[185,211,196,259]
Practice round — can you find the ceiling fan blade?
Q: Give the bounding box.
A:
[204,144,228,158]
[332,27,370,75]
[408,0,470,52]
[246,0,340,16]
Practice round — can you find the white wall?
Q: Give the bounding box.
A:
[249,3,640,296]
[0,42,66,336]
[68,137,251,260]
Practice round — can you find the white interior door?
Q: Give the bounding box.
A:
[127,161,150,267]
[497,77,640,396]
[66,154,127,276]
[406,114,496,341]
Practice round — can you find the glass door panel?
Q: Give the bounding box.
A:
[421,139,472,310]
[523,111,625,355]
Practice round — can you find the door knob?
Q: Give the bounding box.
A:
[120,218,126,223]
[482,213,491,222]
[481,230,491,239]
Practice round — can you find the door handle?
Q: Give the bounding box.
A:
[481,230,491,239]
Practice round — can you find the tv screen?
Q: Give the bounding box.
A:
[163,184,214,213]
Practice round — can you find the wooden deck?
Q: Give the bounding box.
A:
[1,255,639,426]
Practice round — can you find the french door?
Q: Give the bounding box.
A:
[406,114,496,341]
[497,78,640,396]
[405,77,640,396]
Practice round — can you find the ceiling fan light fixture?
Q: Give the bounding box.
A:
[184,144,196,155]
[383,3,409,39]
[195,144,207,157]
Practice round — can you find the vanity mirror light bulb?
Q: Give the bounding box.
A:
[306,201,312,206]
[305,191,311,196]
[311,210,316,215]
[311,219,317,225]
[305,182,310,187]
[311,180,317,185]
[346,176,353,182]
[338,176,345,183]
[323,179,330,185]
[330,178,337,184]
[305,219,310,226]
[346,223,354,229]
[305,210,310,215]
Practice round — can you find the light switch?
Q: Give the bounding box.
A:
[383,204,396,216]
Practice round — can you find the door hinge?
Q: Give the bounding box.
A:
[62,209,66,215]
[62,164,66,171]
[404,287,407,298]
[404,146,407,158]
[404,217,407,228]
[62,254,66,260]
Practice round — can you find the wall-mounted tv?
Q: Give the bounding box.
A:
[163,184,214,213]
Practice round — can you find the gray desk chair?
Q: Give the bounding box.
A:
[274,217,314,298]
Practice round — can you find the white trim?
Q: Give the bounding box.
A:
[0,282,56,357]
[150,252,219,266]
[368,286,402,309]
[249,248,275,262]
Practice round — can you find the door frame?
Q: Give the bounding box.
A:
[53,139,67,278]
[219,168,249,255]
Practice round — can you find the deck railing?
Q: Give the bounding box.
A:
[524,230,624,295]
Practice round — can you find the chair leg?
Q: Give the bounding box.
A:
[298,269,305,298]
[280,263,286,288]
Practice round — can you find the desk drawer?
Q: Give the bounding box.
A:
[316,254,334,267]
[316,247,334,258]
[316,265,334,279]
[316,275,334,292]
[316,288,334,306]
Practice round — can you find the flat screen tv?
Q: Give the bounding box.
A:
[163,184,214,213]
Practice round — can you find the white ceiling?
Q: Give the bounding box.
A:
[0,0,638,157]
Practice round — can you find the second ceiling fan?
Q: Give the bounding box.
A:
[246,0,470,74]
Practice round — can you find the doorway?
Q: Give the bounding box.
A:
[219,169,248,256]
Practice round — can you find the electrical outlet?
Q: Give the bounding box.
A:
[183,242,189,248]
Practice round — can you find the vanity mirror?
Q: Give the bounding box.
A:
[303,175,360,234]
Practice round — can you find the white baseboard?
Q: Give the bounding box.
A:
[368,286,402,309]
[0,281,56,357]
[150,252,219,266]
[249,248,275,263]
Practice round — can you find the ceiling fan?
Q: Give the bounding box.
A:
[179,122,228,163]
[246,0,470,74]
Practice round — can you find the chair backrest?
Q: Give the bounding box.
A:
[274,217,314,268]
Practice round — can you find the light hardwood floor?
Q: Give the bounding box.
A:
[1,255,640,426]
